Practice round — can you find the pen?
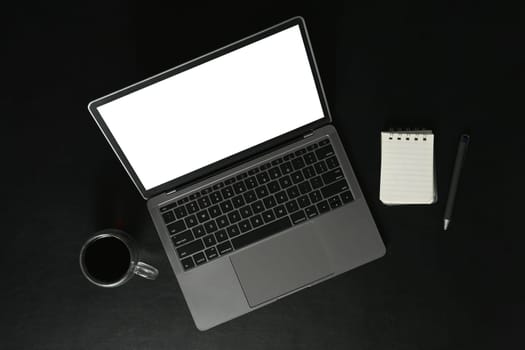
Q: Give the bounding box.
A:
[444,134,470,230]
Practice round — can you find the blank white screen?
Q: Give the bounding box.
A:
[97,25,325,190]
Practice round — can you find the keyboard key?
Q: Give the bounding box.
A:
[226,224,241,238]
[248,168,259,175]
[201,187,212,195]
[186,201,199,214]
[263,195,277,209]
[162,211,176,224]
[291,210,307,224]
[309,190,322,203]
[239,205,253,218]
[255,185,269,198]
[228,210,241,223]
[285,199,299,213]
[279,175,292,188]
[217,241,233,255]
[205,247,219,260]
[268,167,282,179]
[297,195,311,208]
[181,257,195,270]
[198,196,211,209]
[268,180,281,193]
[232,217,292,250]
[319,139,330,146]
[212,182,224,190]
[216,215,229,228]
[304,152,317,165]
[203,234,217,247]
[322,168,344,184]
[307,143,319,151]
[250,214,264,228]
[177,239,204,259]
[189,193,200,200]
[321,179,349,198]
[310,176,324,189]
[167,220,186,235]
[292,157,305,170]
[160,203,177,212]
[209,205,222,218]
[215,229,228,242]
[236,173,248,181]
[177,197,189,206]
[220,199,234,213]
[329,196,342,209]
[280,161,293,174]
[245,176,258,189]
[192,225,206,238]
[193,252,207,265]
[290,171,304,184]
[314,160,328,175]
[174,206,188,219]
[286,185,300,199]
[221,186,234,199]
[251,200,265,213]
[243,190,257,203]
[225,178,236,185]
[317,200,330,214]
[204,221,218,234]
[305,205,319,218]
[275,190,288,204]
[316,145,335,159]
[303,166,316,178]
[172,230,194,246]
[239,219,252,233]
[295,148,306,156]
[274,205,287,217]
[233,182,247,194]
[197,210,210,223]
[271,158,283,166]
[232,195,245,208]
[262,209,275,223]
[298,180,312,194]
[341,191,354,203]
[184,214,198,228]
[259,162,271,171]
[326,156,339,169]
[283,153,295,161]
[256,171,270,184]
[210,191,223,204]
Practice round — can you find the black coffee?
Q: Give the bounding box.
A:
[83,236,131,284]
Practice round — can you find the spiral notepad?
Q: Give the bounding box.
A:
[380,130,436,205]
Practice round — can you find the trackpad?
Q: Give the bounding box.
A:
[230,226,332,307]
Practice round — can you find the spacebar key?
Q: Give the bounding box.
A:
[232,217,292,250]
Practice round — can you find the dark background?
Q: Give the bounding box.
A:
[2,1,520,349]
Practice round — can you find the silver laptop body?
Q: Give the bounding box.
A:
[88,17,385,330]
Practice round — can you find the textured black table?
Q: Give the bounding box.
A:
[3,2,519,349]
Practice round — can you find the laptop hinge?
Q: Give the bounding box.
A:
[166,188,177,196]
[303,130,315,138]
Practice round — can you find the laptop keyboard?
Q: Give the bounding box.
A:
[160,138,354,271]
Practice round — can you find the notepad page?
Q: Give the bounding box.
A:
[380,132,435,205]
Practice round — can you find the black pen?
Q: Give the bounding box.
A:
[444,134,470,230]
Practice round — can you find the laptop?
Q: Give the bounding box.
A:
[88,17,385,330]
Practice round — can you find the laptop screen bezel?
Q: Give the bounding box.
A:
[88,17,332,200]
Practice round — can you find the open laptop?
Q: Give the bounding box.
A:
[88,17,385,330]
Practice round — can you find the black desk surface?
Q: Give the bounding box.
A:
[3,2,519,349]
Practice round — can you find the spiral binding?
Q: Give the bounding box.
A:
[386,128,429,141]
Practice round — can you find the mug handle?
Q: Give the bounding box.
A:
[133,261,159,280]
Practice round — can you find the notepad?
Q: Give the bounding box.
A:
[380,130,436,205]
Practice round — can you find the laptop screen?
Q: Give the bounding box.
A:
[96,24,325,191]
